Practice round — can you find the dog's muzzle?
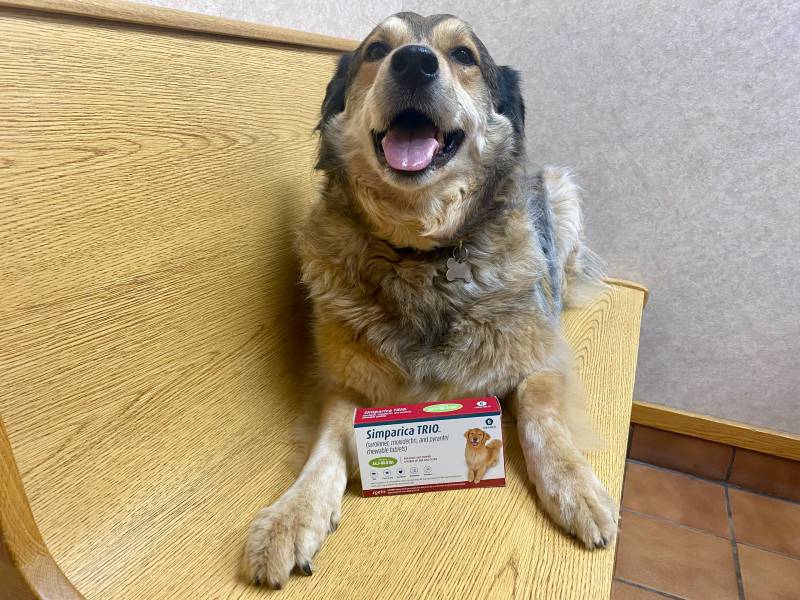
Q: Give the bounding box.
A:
[373,110,465,174]
[390,45,438,89]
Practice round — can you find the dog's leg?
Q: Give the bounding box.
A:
[467,468,475,483]
[473,466,488,484]
[244,393,356,588]
[512,372,618,549]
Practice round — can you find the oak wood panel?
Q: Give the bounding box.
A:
[632,401,800,462]
[604,278,649,307]
[0,3,645,599]
[3,0,357,51]
[0,6,332,599]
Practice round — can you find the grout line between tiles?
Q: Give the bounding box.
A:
[614,577,686,599]
[736,541,800,562]
[626,458,800,506]
[725,484,746,600]
[621,508,729,541]
[726,447,736,481]
[626,458,727,485]
[726,482,800,506]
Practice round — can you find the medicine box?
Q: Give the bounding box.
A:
[353,397,505,497]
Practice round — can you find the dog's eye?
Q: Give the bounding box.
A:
[366,42,389,61]
[451,47,476,66]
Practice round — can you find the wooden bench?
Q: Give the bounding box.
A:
[0,1,647,598]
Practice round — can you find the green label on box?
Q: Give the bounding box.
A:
[422,403,462,413]
[368,457,397,468]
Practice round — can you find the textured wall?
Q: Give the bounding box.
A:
[137,0,800,434]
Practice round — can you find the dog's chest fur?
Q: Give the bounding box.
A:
[301,188,561,400]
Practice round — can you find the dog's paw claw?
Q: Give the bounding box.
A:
[540,468,618,550]
[329,511,340,533]
[244,496,340,588]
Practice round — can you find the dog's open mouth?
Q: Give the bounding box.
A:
[373,109,464,174]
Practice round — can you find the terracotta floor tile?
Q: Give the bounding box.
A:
[611,580,666,599]
[615,510,738,599]
[629,426,733,480]
[739,544,800,600]
[622,461,729,536]
[730,488,800,557]
[730,449,800,502]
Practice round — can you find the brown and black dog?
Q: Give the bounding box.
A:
[245,12,616,588]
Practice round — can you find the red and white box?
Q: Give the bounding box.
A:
[353,398,505,497]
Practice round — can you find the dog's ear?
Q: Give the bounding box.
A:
[483,431,491,441]
[495,66,525,138]
[319,51,353,127]
[464,430,470,439]
[316,52,354,171]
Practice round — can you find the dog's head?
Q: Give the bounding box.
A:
[316,13,525,248]
[464,428,490,448]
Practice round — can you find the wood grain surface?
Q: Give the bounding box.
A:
[0,3,644,599]
[3,0,358,51]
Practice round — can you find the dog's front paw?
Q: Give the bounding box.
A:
[538,466,618,550]
[244,493,340,589]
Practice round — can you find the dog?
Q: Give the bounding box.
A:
[464,428,502,483]
[244,12,617,588]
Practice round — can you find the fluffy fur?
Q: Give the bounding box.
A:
[244,13,617,589]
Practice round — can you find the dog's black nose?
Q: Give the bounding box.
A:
[390,45,438,88]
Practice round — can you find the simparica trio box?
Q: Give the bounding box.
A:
[353,397,505,497]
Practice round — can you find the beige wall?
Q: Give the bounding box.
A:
[137,0,800,435]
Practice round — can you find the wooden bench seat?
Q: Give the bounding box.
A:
[0,2,646,598]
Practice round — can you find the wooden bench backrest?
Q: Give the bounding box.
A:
[1,3,351,596]
[1,3,344,463]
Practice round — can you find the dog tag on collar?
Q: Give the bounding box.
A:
[446,244,473,283]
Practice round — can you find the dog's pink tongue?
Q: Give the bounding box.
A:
[381,124,439,171]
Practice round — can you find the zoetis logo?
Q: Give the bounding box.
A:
[422,403,462,413]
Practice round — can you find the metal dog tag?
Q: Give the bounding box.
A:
[446,244,473,282]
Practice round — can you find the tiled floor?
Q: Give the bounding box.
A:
[612,426,800,599]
